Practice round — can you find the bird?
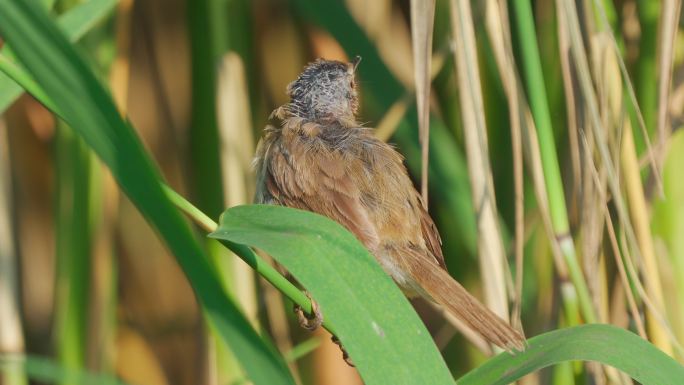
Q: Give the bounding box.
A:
[253,56,525,352]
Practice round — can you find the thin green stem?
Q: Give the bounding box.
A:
[512,0,597,323]
[54,125,91,384]
[285,337,322,362]
[512,1,566,234]
[161,184,217,233]
[161,185,336,335]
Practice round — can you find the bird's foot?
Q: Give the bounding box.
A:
[293,291,323,331]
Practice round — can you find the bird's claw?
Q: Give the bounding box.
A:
[293,291,323,331]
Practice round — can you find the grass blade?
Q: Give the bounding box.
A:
[0,0,117,113]
[0,2,294,384]
[457,324,684,385]
[409,0,435,204]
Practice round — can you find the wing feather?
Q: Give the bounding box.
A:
[418,203,446,270]
[260,135,380,252]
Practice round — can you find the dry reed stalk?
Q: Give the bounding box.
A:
[558,0,651,326]
[450,0,509,326]
[590,0,664,194]
[621,121,673,355]
[410,0,435,205]
[605,211,647,339]
[483,0,525,332]
[556,1,582,226]
[217,52,258,325]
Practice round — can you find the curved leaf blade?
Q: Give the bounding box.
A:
[210,204,456,385]
[0,0,117,113]
[457,324,684,385]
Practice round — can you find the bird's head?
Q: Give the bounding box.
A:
[285,56,361,124]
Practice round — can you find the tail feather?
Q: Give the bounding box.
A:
[407,256,526,352]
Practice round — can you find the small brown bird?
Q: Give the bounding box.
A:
[254,57,525,352]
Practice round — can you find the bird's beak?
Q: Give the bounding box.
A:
[350,55,362,73]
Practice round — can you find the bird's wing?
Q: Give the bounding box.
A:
[417,201,446,270]
[263,134,380,252]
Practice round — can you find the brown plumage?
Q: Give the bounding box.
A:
[254,57,525,352]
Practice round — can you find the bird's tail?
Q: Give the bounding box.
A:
[405,255,526,352]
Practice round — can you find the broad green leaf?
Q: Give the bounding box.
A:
[457,324,684,385]
[0,2,295,385]
[210,204,457,385]
[0,0,117,113]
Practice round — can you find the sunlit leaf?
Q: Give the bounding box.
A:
[0,0,117,113]
[457,324,684,385]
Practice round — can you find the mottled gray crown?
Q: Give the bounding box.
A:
[285,58,359,122]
